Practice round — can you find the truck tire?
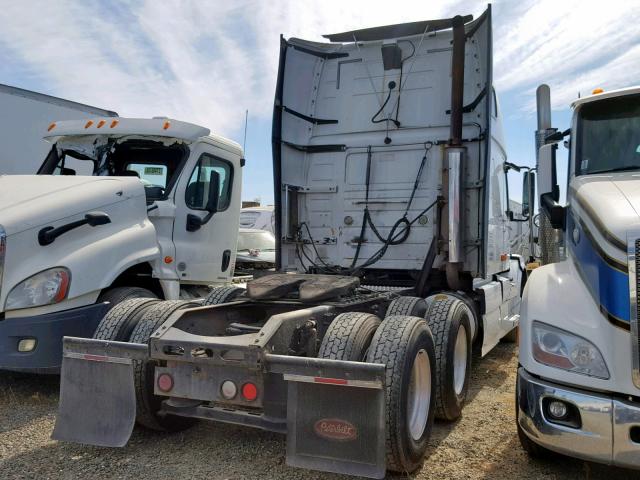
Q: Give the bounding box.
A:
[93,298,160,341]
[385,296,427,318]
[129,300,200,431]
[366,315,436,473]
[441,291,480,343]
[203,285,245,305]
[317,312,381,361]
[425,294,472,421]
[98,286,158,308]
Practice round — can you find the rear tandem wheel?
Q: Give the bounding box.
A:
[367,315,436,473]
[129,300,201,431]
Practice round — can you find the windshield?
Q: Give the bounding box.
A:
[237,231,275,251]
[38,139,188,202]
[577,94,640,175]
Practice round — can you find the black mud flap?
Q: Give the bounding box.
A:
[52,337,147,447]
[267,354,386,478]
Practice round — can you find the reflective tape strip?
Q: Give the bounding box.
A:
[283,373,382,389]
[64,351,132,365]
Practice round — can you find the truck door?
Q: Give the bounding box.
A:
[172,142,241,285]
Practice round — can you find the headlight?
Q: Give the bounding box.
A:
[532,321,609,379]
[5,268,71,310]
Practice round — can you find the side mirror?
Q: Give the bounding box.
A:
[144,186,164,203]
[537,144,556,197]
[522,171,535,217]
[186,170,221,232]
[60,167,76,176]
[205,170,220,214]
[537,143,565,230]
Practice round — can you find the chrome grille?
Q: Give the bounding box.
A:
[629,237,640,388]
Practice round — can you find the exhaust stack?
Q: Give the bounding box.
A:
[535,84,561,265]
[446,15,467,266]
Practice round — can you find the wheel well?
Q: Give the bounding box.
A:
[105,263,164,299]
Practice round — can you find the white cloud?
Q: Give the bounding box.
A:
[492,0,640,111]
[0,0,638,136]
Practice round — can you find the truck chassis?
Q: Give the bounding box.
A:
[53,274,457,478]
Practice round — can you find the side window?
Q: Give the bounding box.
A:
[127,163,168,188]
[186,154,232,211]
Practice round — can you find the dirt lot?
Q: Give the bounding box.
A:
[1,342,637,480]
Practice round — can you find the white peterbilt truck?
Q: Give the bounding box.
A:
[517,84,640,469]
[0,117,243,372]
[53,8,525,478]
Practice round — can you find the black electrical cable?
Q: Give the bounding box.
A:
[351,197,442,275]
[371,81,398,125]
[350,143,432,270]
[395,40,415,127]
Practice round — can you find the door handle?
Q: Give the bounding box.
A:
[221,249,231,272]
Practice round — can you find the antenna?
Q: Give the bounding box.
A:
[243,109,249,152]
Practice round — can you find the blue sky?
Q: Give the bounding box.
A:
[1,0,638,204]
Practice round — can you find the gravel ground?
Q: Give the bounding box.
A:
[0,342,637,480]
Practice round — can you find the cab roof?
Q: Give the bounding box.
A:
[572,85,640,109]
[44,116,243,156]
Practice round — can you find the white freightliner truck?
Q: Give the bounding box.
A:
[517,84,640,469]
[53,8,524,478]
[0,117,243,372]
[0,83,118,174]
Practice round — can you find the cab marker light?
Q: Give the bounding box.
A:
[97,120,106,128]
[47,122,56,132]
[110,120,119,128]
[163,120,171,130]
[84,120,94,129]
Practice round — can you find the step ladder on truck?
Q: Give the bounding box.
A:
[53,7,526,478]
[517,84,640,470]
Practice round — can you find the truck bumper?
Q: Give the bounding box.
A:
[518,367,640,469]
[0,303,109,373]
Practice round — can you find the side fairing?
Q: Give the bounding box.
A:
[273,9,499,278]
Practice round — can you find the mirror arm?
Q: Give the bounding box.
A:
[186,211,216,232]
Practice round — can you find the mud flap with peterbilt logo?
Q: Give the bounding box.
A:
[268,355,386,479]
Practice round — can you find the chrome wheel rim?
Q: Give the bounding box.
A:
[407,349,431,441]
[453,325,468,395]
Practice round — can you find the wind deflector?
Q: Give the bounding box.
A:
[323,15,473,42]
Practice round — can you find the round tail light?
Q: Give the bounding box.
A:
[241,382,258,401]
[157,373,174,392]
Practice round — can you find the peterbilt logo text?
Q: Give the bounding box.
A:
[314,418,358,441]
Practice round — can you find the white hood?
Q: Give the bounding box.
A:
[0,175,145,235]
[572,173,640,249]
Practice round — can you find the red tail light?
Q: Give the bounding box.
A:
[157,373,174,392]
[241,382,258,401]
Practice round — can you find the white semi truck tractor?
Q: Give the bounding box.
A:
[517,84,640,469]
[0,117,243,372]
[53,8,524,478]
